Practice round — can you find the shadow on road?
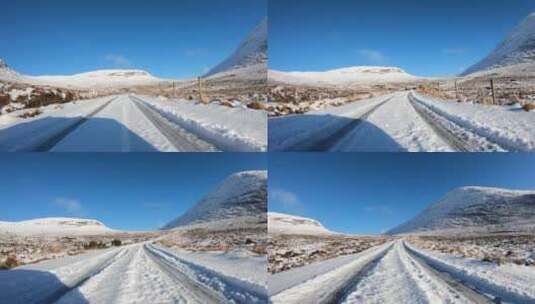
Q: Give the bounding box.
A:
[269,114,405,152]
[0,268,88,304]
[0,116,158,152]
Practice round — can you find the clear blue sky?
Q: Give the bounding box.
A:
[269,153,535,235]
[270,0,535,77]
[0,0,266,79]
[0,153,267,231]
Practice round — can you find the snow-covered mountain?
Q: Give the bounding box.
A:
[31,69,163,89]
[269,66,419,87]
[268,212,335,235]
[0,59,25,82]
[205,18,267,77]
[462,12,535,76]
[0,217,114,236]
[389,186,535,235]
[162,171,267,229]
[0,58,164,89]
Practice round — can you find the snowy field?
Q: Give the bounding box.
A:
[0,94,265,152]
[269,90,535,152]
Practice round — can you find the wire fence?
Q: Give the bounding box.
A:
[423,76,535,106]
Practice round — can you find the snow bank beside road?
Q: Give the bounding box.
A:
[406,242,535,303]
[138,96,267,152]
[147,244,267,303]
[411,92,535,151]
[163,247,267,292]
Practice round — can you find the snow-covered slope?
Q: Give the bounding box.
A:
[269,66,419,87]
[268,212,335,235]
[205,18,267,77]
[0,217,114,236]
[0,59,25,82]
[162,171,267,229]
[462,12,535,75]
[389,186,535,235]
[31,69,163,89]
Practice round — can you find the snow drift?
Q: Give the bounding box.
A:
[268,212,335,235]
[389,186,535,234]
[462,12,535,75]
[162,171,267,229]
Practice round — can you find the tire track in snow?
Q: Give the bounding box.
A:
[146,244,267,303]
[405,242,535,304]
[41,247,128,304]
[408,92,505,152]
[285,97,393,151]
[402,242,493,304]
[142,245,224,304]
[338,241,491,304]
[130,96,219,152]
[55,244,223,304]
[33,96,117,151]
[270,243,393,304]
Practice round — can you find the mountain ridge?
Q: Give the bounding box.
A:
[162,170,267,230]
[388,186,535,235]
[462,12,535,75]
[205,18,267,77]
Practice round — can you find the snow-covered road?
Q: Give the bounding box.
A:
[0,243,267,304]
[269,240,535,304]
[269,91,535,152]
[0,94,268,152]
[50,95,216,152]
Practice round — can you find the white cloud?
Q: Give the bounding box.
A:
[442,48,469,55]
[53,197,85,216]
[104,54,131,67]
[270,188,304,213]
[357,49,388,64]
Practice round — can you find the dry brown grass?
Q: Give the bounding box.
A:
[0,94,10,108]
[522,103,535,112]
[247,101,266,110]
[18,109,42,119]
[0,256,19,269]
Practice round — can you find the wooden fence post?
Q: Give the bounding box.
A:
[454,80,458,100]
[198,77,206,103]
[490,79,496,105]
